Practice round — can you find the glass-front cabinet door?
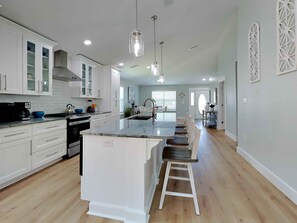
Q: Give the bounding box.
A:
[41,47,50,93]
[81,63,86,96]
[23,37,53,95]
[80,63,93,97]
[88,66,93,96]
[26,41,36,92]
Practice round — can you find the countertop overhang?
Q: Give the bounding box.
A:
[81,112,177,139]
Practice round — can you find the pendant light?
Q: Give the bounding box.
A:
[158,41,165,84]
[129,0,144,57]
[151,15,159,76]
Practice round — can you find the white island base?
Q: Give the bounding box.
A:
[81,135,165,223]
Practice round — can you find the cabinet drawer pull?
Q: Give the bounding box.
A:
[0,73,2,91]
[45,151,59,158]
[46,125,60,129]
[46,137,59,143]
[4,132,25,138]
[4,75,7,91]
[37,80,40,93]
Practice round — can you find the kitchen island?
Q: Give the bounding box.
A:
[80,112,176,223]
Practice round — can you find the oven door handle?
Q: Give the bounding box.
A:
[69,119,90,126]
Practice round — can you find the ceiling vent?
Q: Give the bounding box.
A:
[164,0,174,7]
[130,65,139,68]
[189,45,199,50]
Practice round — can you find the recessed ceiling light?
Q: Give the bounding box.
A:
[0,5,3,7]
[84,40,92,46]
[147,66,151,69]
[118,63,124,66]
[189,45,199,50]
[202,78,206,81]
[209,77,214,81]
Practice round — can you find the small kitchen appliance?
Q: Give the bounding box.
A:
[0,102,31,122]
[14,102,31,120]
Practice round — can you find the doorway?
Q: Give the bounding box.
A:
[189,88,210,119]
[217,81,225,130]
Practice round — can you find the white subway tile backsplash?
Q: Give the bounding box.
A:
[0,80,101,114]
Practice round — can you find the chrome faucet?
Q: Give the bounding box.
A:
[143,98,156,117]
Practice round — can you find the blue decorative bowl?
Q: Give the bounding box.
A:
[75,108,83,114]
[32,111,45,118]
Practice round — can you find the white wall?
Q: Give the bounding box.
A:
[237,0,297,203]
[217,13,238,139]
[120,78,140,109]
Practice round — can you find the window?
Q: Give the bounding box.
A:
[198,94,207,115]
[152,91,176,111]
[119,87,124,113]
[191,92,195,106]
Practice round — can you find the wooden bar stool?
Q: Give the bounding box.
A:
[174,115,194,136]
[175,114,191,128]
[159,126,201,215]
[167,120,196,148]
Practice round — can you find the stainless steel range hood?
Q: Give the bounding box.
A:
[53,50,82,82]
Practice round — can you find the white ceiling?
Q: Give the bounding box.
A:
[0,0,238,85]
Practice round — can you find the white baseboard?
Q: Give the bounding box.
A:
[225,130,237,142]
[237,146,297,205]
[88,202,148,223]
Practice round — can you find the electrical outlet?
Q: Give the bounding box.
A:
[102,139,113,147]
[243,98,248,104]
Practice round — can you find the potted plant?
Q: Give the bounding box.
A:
[124,106,132,118]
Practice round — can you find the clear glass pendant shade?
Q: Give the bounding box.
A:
[151,61,159,76]
[129,30,144,57]
[158,74,165,84]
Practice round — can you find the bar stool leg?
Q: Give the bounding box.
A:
[159,162,171,210]
[188,163,200,215]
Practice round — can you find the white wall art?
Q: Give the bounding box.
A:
[276,0,297,75]
[248,22,261,83]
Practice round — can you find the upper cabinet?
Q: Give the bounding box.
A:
[0,16,56,96]
[101,66,120,114]
[70,55,103,99]
[0,24,23,94]
[111,68,120,114]
[23,37,54,95]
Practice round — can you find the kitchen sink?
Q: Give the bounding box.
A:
[128,115,152,120]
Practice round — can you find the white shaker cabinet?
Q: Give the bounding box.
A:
[111,68,120,114]
[0,125,32,185]
[31,120,66,169]
[71,55,102,99]
[0,16,56,96]
[23,37,54,95]
[0,120,66,189]
[90,113,112,128]
[0,24,23,94]
[102,66,120,114]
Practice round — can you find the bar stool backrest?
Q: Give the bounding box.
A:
[189,127,201,160]
[185,115,192,129]
[187,120,196,144]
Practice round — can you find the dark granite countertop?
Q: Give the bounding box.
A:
[81,112,176,139]
[89,111,112,116]
[0,117,66,129]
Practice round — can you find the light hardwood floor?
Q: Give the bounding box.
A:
[0,123,297,223]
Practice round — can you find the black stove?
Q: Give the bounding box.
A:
[45,113,91,158]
